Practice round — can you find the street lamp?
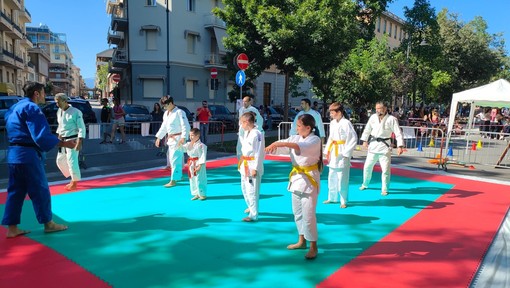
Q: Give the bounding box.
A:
[407,35,429,110]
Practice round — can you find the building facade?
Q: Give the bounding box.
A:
[26,24,75,95]
[0,0,33,95]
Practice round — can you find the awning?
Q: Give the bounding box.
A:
[213,27,227,54]
[0,83,16,95]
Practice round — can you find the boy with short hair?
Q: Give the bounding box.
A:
[181,128,207,200]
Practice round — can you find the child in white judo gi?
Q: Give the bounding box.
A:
[324,102,358,208]
[265,114,322,260]
[238,112,265,222]
[181,128,207,200]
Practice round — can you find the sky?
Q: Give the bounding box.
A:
[23,1,509,85]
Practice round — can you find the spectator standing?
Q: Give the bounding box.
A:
[99,98,112,144]
[290,99,325,141]
[155,96,190,187]
[110,97,126,144]
[150,102,164,135]
[196,101,212,144]
[323,102,358,208]
[2,82,75,238]
[54,93,86,191]
[180,128,207,200]
[359,101,404,196]
[265,114,322,260]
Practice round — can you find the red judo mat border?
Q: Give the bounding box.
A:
[1,156,509,287]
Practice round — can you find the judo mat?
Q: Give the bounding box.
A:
[1,156,510,288]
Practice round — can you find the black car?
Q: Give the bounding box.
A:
[0,96,23,127]
[42,100,98,125]
[208,104,236,131]
[177,105,195,122]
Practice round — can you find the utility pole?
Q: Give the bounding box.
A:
[165,0,170,95]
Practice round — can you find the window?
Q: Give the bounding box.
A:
[389,23,392,37]
[55,54,60,60]
[146,0,156,6]
[143,79,163,98]
[187,34,197,54]
[376,17,381,32]
[146,30,157,50]
[394,26,397,39]
[383,20,387,34]
[263,83,271,106]
[187,0,195,11]
[185,79,196,99]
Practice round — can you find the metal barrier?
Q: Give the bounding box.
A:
[444,130,510,170]
[0,120,231,164]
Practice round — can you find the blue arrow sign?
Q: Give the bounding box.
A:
[236,70,246,87]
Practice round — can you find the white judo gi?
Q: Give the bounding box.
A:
[56,105,86,181]
[238,128,264,221]
[360,113,404,193]
[237,105,264,159]
[156,107,190,182]
[182,140,207,197]
[324,117,358,205]
[273,134,321,242]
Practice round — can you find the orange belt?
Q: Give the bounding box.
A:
[238,156,255,176]
[326,140,346,157]
[187,157,199,177]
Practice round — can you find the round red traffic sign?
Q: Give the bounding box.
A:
[210,68,218,79]
[112,74,121,83]
[236,53,249,70]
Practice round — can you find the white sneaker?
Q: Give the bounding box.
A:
[359,185,367,191]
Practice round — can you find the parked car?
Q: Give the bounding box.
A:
[273,106,298,122]
[0,96,23,127]
[177,105,195,122]
[123,104,152,130]
[41,100,98,125]
[208,104,236,131]
[263,106,284,128]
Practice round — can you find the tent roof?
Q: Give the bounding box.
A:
[452,79,510,108]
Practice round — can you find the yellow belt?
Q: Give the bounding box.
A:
[238,156,255,176]
[289,164,319,188]
[326,140,346,157]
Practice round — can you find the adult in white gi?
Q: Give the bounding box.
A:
[236,95,264,159]
[324,102,358,208]
[238,112,264,222]
[359,102,404,195]
[181,128,207,200]
[55,93,86,191]
[155,96,190,187]
[265,114,322,260]
[290,98,325,140]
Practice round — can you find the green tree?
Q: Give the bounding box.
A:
[96,64,109,98]
[215,0,391,120]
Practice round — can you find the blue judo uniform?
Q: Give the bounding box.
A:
[2,98,60,226]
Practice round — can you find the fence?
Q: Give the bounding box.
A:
[0,120,233,164]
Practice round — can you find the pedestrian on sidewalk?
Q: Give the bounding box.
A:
[99,98,112,143]
[196,101,212,144]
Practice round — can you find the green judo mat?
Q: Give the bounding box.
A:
[3,159,453,287]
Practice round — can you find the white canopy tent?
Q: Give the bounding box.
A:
[447,79,510,133]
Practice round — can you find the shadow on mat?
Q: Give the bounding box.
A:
[348,199,454,209]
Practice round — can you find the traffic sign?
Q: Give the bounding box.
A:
[210,68,218,79]
[236,53,249,70]
[112,74,121,83]
[236,70,246,87]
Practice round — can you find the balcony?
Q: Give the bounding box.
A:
[107,30,124,45]
[0,12,12,31]
[203,14,226,29]
[18,8,32,23]
[20,34,33,47]
[5,0,21,10]
[0,49,16,68]
[111,49,128,68]
[110,6,127,31]
[6,22,23,39]
[203,53,227,69]
[108,62,124,74]
[14,55,24,69]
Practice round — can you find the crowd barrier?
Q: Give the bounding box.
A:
[0,120,232,164]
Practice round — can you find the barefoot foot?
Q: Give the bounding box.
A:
[44,221,68,233]
[287,242,307,250]
[305,248,318,260]
[6,226,30,238]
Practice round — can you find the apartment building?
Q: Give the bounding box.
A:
[374,10,407,49]
[104,1,406,111]
[0,0,33,95]
[26,24,75,95]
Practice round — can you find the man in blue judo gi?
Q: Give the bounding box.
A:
[2,82,77,238]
